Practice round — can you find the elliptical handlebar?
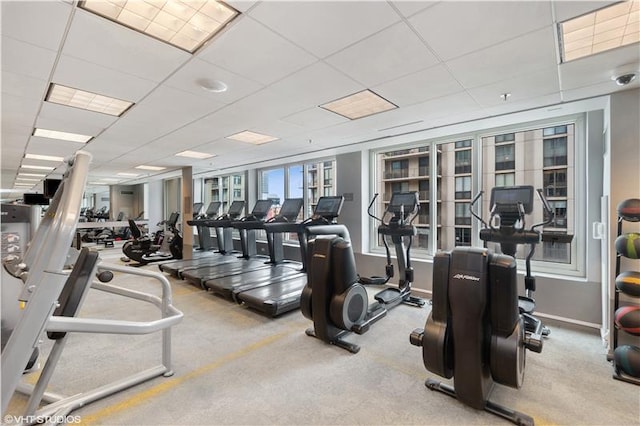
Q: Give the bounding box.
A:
[532,188,555,232]
[470,190,488,229]
[367,193,382,223]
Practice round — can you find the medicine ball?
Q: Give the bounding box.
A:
[617,198,640,222]
[616,271,640,298]
[615,233,640,259]
[614,306,640,336]
[614,345,640,378]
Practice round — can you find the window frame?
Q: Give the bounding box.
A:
[370,113,586,278]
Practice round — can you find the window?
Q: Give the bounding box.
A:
[260,159,337,241]
[544,137,568,167]
[455,227,471,246]
[386,160,409,179]
[495,144,515,170]
[482,123,574,265]
[260,168,285,219]
[544,170,567,197]
[372,119,578,273]
[455,176,471,199]
[495,133,515,143]
[547,200,567,228]
[455,202,471,225]
[496,173,515,187]
[418,156,429,176]
[455,149,471,174]
[418,180,429,201]
[204,173,245,214]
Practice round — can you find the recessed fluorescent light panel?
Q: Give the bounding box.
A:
[560,1,640,62]
[175,150,215,159]
[18,173,46,177]
[24,153,65,162]
[33,128,92,143]
[135,165,166,171]
[15,178,40,182]
[46,83,134,117]
[21,165,55,171]
[226,131,279,145]
[78,0,240,53]
[117,172,140,177]
[320,89,398,120]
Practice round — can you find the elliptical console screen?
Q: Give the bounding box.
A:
[388,192,418,215]
[314,196,344,217]
[279,198,304,221]
[228,201,245,216]
[490,186,534,214]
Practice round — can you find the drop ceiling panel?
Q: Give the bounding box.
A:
[26,136,84,158]
[391,1,439,18]
[2,71,49,102]
[468,67,560,108]
[39,102,119,131]
[268,62,363,110]
[281,107,348,130]
[248,1,401,58]
[326,22,439,87]
[198,17,317,85]
[244,119,307,141]
[372,64,464,107]
[1,36,58,81]
[397,91,482,123]
[52,55,158,103]
[225,1,258,13]
[559,44,640,91]
[481,93,563,117]
[0,1,71,51]
[163,58,264,103]
[1,93,41,128]
[409,1,552,61]
[562,81,638,102]
[62,9,190,83]
[446,27,558,89]
[35,116,105,139]
[553,1,618,22]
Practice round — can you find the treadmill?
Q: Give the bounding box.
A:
[158,201,221,277]
[223,196,344,317]
[192,201,221,252]
[179,199,293,289]
[202,198,304,300]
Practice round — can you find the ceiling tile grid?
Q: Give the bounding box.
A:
[0,1,638,193]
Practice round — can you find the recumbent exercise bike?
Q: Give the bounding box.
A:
[122,212,183,266]
[409,185,552,426]
[301,191,425,353]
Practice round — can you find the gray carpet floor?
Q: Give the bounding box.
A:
[5,244,640,425]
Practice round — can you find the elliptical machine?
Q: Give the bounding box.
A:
[471,185,554,337]
[122,212,182,265]
[409,185,550,425]
[301,191,425,353]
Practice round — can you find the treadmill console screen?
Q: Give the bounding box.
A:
[314,196,344,217]
[388,192,418,215]
[252,200,274,216]
[193,203,204,216]
[228,201,245,216]
[205,201,221,216]
[279,198,304,221]
[490,186,534,214]
[167,212,180,227]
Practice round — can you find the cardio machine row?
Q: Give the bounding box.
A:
[158,196,345,317]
